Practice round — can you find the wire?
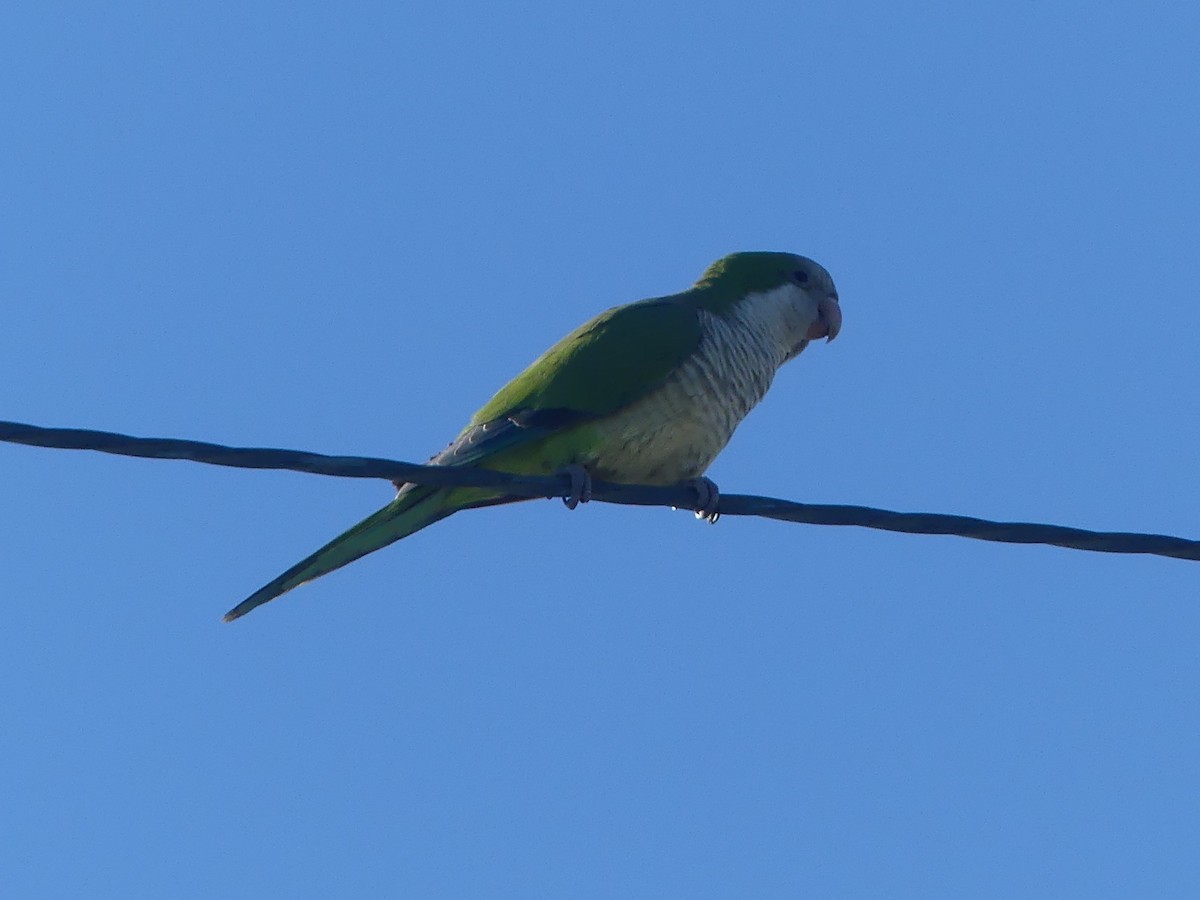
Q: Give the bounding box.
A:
[3,419,1198,562]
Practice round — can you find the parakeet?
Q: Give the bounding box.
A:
[223,251,841,621]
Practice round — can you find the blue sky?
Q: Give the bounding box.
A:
[3,2,1199,896]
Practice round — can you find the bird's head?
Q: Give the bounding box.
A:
[694,252,842,350]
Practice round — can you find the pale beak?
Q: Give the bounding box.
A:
[805,294,842,342]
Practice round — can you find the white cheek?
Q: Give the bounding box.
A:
[790,287,820,326]
[731,284,819,359]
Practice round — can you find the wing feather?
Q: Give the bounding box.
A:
[438,297,700,466]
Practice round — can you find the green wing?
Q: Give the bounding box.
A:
[438,297,702,466]
[223,295,701,622]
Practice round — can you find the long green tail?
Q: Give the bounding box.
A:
[222,485,452,622]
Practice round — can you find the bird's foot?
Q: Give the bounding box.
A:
[688,476,721,524]
[557,463,593,510]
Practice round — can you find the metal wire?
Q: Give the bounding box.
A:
[3,418,1198,562]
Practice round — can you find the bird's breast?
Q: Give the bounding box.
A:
[584,310,784,484]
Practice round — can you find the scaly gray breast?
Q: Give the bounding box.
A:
[583,310,784,483]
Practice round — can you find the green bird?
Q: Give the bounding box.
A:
[223,251,841,621]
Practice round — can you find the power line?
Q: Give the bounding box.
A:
[3,419,1198,562]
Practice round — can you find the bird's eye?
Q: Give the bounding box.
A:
[792,269,810,285]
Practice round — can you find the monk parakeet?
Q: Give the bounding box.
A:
[223,251,841,621]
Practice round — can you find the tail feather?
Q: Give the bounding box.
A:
[222,486,449,622]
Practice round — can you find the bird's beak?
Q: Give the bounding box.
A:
[805,294,842,343]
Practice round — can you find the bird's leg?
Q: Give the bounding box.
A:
[556,463,593,510]
[688,476,721,524]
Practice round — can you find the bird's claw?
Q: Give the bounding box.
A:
[557,463,593,510]
[689,477,721,524]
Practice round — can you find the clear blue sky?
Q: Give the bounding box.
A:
[3,2,1199,897]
